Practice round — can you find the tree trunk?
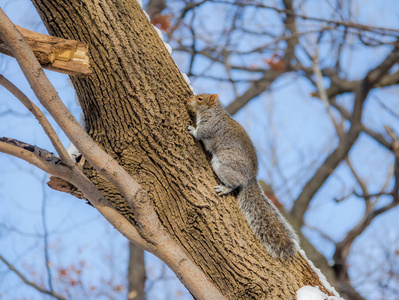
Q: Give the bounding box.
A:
[30,0,336,298]
[128,243,146,300]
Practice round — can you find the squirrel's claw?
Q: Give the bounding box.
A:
[214,185,232,196]
[188,126,196,137]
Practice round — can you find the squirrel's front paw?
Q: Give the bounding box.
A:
[188,126,196,137]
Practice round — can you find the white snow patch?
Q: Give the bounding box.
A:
[79,113,86,130]
[297,286,326,300]
[297,286,345,300]
[298,249,340,297]
[67,142,80,163]
[74,95,80,107]
[182,73,191,85]
[143,10,150,21]
[181,73,194,92]
[164,42,172,54]
[67,78,81,107]
[153,26,163,40]
[66,113,86,162]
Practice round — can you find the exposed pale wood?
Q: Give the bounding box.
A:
[0,25,90,76]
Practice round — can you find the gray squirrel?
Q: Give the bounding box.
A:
[187,93,299,259]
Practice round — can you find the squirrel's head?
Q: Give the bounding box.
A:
[187,94,219,111]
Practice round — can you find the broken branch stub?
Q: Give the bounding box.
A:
[0,25,91,76]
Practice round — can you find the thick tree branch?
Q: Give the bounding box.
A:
[0,25,90,76]
[320,70,399,99]
[352,47,399,126]
[0,138,69,176]
[282,0,298,61]
[0,255,65,300]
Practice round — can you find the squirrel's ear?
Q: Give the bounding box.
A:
[209,94,219,104]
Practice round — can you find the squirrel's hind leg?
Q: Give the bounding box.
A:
[214,185,234,196]
[212,163,247,196]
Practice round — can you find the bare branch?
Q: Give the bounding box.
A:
[224,0,302,116]
[291,47,399,225]
[345,158,369,202]
[225,70,280,115]
[0,75,73,166]
[334,191,354,203]
[324,71,399,99]
[305,224,336,244]
[0,255,65,300]
[167,0,207,38]
[361,125,392,150]
[328,99,392,149]
[0,138,69,176]
[334,145,398,281]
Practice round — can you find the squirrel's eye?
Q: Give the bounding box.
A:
[198,97,203,101]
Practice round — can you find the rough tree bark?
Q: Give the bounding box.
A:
[28,0,337,298]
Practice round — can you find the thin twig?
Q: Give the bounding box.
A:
[304,224,336,244]
[312,49,343,136]
[212,0,399,36]
[345,158,368,199]
[41,174,54,293]
[0,254,65,300]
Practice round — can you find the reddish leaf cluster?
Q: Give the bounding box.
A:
[151,14,172,32]
[264,54,286,72]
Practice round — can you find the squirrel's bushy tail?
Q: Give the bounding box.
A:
[238,180,299,259]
